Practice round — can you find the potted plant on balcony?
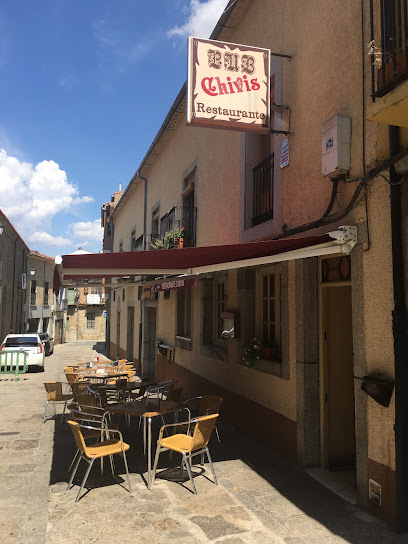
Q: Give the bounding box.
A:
[242,338,263,367]
[261,344,279,360]
[164,227,185,248]
[150,238,165,250]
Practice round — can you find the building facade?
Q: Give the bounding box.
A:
[64,249,107,342]
[27,251,57,338]
[88,0,408,530]
[0,209,29,342]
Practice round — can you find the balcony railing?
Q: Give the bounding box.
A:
[370,0,408,98]
[149,206,197,250]
[252,154,274,226]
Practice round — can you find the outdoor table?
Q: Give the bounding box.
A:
[78,370,126,383]
[107,399,187,489]
[89,380,157,402]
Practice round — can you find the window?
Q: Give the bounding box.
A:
[242,72,280,237]
[257,272,281,354]
[30,280,37,305]
[202,278,226,346]
[152,206,159,238]
[44,282,49,305]
[161,207,176,237]
[42,317,49,333]
[182,171,196,247]
[215,281,225,340]
[130,228,137,251]
[87,312,95,329]
[252,151,274,226]
[122,288,125,301]
[177,288,192,339]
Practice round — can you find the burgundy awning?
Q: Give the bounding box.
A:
[54,230,356,291]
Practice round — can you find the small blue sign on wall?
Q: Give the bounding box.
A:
[103,310,107,318]
[326,138,334,150]
[280,139,289,168]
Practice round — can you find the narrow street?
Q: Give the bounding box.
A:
[0,341,405,543]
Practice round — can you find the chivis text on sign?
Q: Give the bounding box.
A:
[187,37,270,132]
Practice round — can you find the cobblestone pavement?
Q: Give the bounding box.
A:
[0,340,407,544]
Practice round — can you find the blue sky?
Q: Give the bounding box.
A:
[0,0,228,257]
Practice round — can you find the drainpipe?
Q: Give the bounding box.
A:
[10,235,18,332]
[136,172,148,251]
[389,125,408,533]
[136,171,148,375]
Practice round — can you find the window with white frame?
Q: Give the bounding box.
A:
[44,282,49,305]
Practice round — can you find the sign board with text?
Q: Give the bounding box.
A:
[187,37,270,133]
[155,278,197,292]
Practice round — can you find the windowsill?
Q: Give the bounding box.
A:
[176,336,192,351]
[175,335,191,342]
[242,358,282,377]
[200,344,227,362]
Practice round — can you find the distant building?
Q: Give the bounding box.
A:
[27,251,56,337]
[65,248,107,341]
[101,188,124,253]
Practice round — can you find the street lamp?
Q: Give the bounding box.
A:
[0,222,3,235]
[30,268,36,276]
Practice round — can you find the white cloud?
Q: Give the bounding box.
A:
[0,148,94,246]
[28,231,71,246]
[69,219,103,242]
[167,0,228,39]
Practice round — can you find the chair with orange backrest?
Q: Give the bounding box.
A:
[151,413,219,495]
[67,419,132,502]
[43,382,73,423]
[182,395,223,442]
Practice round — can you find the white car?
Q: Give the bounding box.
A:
[0,333,45,370]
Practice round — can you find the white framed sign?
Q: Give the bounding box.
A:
[187,37,270,133]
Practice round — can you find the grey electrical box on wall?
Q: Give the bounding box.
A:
[322,114,351,176]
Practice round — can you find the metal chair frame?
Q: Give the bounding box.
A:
[182,395,223,442]
[152,414,219,495]
[67,420,132,502]
[67,404,114,472]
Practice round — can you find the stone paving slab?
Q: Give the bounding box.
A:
[0,340,407,543]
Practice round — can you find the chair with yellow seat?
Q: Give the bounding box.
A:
[151,413,219,495]
[67,404,115,473]
[43,382,73,423]
[67,420,132,502]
